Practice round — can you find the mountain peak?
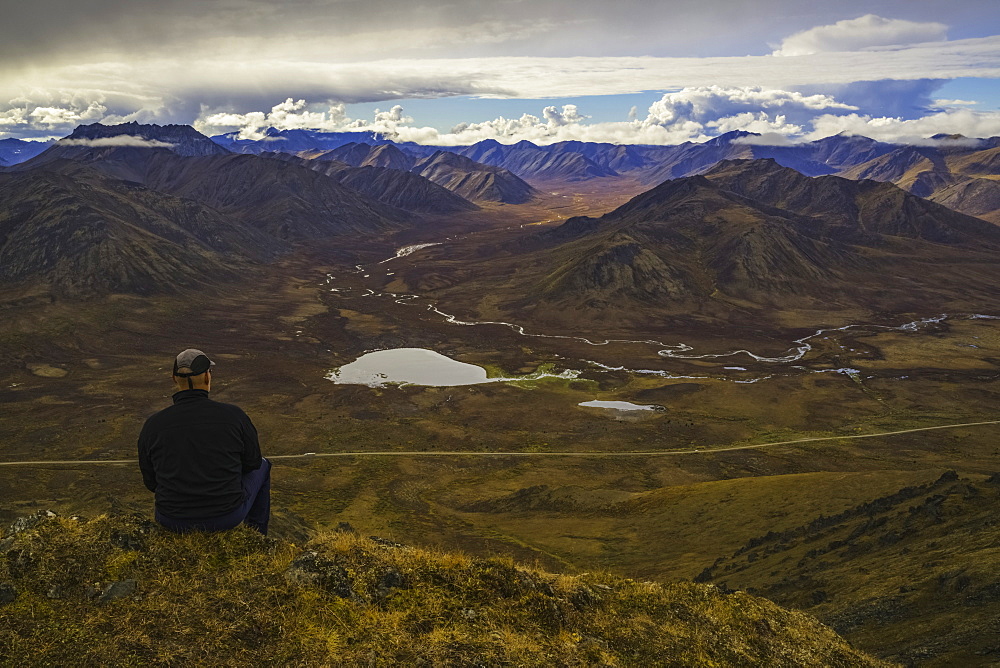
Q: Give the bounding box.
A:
[64,122,230,157]
[706,130,758,146]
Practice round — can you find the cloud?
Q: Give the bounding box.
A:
[772,15,948,57]
[806,108,1000,144]
[190,85,1000,148]
[798,78,947,119]
[932,98,978,107]
[542,104,588,126]
[644,86,854,126]
[0,33,996,140]
[198,98,350,140]
[57,136,175,148]
[197,98,413,140]
[731,133,805,147]
[28,102,107,128]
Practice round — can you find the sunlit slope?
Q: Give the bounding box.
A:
[695,472,1000,666]
[0,511,890,666]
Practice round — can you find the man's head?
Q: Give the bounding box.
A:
[173,348,215,391]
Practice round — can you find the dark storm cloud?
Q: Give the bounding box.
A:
[5,0,997,64]
[0,1,998,141]
[795,79,947,118]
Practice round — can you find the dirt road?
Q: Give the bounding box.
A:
[1,420,996,466]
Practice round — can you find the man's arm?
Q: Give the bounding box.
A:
[136,423,157,492]
[241,413,263,473]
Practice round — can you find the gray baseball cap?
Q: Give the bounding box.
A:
[173,348,215,377]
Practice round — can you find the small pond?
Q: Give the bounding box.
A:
[327,348,579,387]
[578,400,661,411]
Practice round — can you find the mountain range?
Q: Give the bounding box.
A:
[268,142,537,204]
[403,157,1000,333]
[187,129,1000,223]
[1,124,433,295]
[3,122,999,307]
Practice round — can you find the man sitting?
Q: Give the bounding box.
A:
[137,349,271,535]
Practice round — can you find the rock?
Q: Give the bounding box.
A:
[570,585,601,610]
[0,583,16,604]
[110,529,146,552]
[369,536,406,548]
[98,580,137,603]
[375,567,408,602]
[283,551,354,598]
[936,470,959,485]
[6,510,57,537]
[46,584,65,599]
[5,548,35,579]
[335,522,356,534]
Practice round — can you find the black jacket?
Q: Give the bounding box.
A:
[137,390,262,519]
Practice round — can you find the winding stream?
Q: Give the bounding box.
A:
[321,243,996,383]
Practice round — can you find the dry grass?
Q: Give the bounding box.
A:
[0,512,893,666]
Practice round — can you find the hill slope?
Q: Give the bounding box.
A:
[694,472,1000,666]
[0,166,284,295]
[838,143,1000,224]
[21,125,411,241]
[0,511,889,666]
[404,158,1000,334]
[413,150,537,203]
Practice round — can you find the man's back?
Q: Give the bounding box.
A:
[138,388,261,519]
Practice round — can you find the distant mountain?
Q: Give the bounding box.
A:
[334,166,479,214]
[413,151,537,203]
[307,143,417,171]
[212,128,400,154]
[838,142,1000,223]
[288,142,534,204]
[455,139,619,181]
[0,166,283,296]
[413,158,1000,331]
[64,122,230,157]
[259,150,478,214]
[694,471,1000,666]
[0,123,426,296]
[0,138,54,166]
[21,125,411,241]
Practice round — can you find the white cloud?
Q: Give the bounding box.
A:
[707,113,802,137]
[27,102,107,128]
[932,98,978,107]
[57,136,175,148]
[772,15,948,57]
[732,133,805,147]
[644,86,854,126]
[806,109,1000,144]
[542,104,588,126]
[198,98,350,140]
[190,86,1000,148]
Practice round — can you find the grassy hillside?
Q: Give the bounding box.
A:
[695,472,1000,666]
[0,512,890,666]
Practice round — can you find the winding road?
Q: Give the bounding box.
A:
[2,419,996,466]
